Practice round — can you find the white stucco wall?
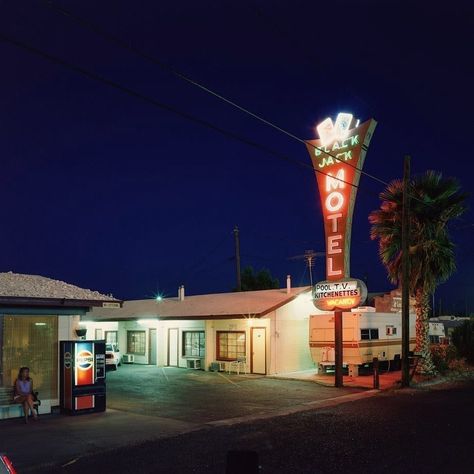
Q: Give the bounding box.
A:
[268,291,316,374]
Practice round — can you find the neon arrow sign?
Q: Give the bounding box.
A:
[306,113,377,282]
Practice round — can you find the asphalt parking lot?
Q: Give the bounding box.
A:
[106,365,362,423]
[0,366,367,472]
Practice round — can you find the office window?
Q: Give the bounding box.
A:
[105,331,118,344]
[361,328,379,340]
[217,331,246,360]
[183,331,205,357]
[127,331,146,355]
[0,315,58,399]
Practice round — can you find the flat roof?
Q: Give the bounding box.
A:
[85,287,310,321]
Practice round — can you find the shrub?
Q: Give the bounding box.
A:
[447,358,469,374]
[430,344,456,373]
[451,320,474,364]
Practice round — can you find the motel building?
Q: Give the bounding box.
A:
[0,272,120,420]
[83,278,319,375]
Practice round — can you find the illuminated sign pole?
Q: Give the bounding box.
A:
[306,113,376,387]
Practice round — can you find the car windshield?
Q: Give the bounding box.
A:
[106,344,114,351]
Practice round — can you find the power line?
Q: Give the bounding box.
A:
[38,0,388,187]
[0,31,367,194]
[40,0,470,223]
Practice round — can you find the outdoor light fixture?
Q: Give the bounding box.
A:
[155,295,163,302]
[34,322,47,326]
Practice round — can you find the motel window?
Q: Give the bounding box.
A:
[127,331,146,355]
[95,328,103,340]
[216,331,246,361]
[386,326,397,336]
[183,331,205,358]
[105,331,118,345]
[361,328,379,340]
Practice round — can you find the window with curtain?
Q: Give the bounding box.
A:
[0,315,58,399]
[182,331,205,357]
[105,331,118,344]
[127,331,146,355]
[216,331,246,360]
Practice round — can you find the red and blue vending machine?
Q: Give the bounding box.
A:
[60,340,106,414]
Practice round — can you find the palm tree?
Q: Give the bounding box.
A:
[369,170,466,374]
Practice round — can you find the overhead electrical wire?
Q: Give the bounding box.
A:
[4,3,472,228]
[38,0,389,187]
[0,31,366,194]
[39,0,471,228]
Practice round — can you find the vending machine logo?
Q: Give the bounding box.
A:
[64,351,72,369]
[75,342,95,386]
[77,350,94,369]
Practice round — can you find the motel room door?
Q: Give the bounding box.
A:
[168,328,179,367]
[251,327,266,374]
[149,329,157,365]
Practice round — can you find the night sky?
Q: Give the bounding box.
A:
[1,1,473,313]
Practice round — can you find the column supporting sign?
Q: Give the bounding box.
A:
[306,113,376,387]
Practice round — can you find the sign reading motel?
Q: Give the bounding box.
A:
[306,112,376,310]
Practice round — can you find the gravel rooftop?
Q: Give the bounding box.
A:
[0,272,118,301]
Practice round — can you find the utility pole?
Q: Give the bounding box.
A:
[234,226,241,291]
[401,155,411,388]
[334,310,343,387]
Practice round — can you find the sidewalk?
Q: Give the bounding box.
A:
[0,409,202,473]
[271,369,402,390]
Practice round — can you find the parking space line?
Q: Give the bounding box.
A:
[161,367,169,382]
[217,372,241,387]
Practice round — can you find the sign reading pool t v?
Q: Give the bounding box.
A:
[306,113,376,310]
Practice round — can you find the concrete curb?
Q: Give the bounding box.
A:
[268,374,392,391]
[206,389,381,427]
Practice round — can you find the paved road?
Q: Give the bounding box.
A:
[44,380,474,474]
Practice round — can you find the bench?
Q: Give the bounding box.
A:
[0,387,40,420]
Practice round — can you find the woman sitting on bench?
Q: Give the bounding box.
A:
[14,367,38,423]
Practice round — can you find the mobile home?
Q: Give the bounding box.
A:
[309,307,416,372]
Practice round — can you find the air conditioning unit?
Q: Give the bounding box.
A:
[186,359,201,370]
[122,354,135,364]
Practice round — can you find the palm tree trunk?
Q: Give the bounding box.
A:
[414,288,436,375]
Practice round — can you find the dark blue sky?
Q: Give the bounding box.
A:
[1,1,473,313]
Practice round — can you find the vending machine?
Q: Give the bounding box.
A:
[60,340,106,415]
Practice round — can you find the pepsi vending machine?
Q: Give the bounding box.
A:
[60,340,106,415]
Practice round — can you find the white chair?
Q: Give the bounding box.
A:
[228,360,239,374]
[237,356,248,375]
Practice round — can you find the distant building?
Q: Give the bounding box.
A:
[429,316,470,343]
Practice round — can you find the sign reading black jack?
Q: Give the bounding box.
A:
[306,112,376,387]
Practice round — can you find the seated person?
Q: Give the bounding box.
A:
[14,367,38,423]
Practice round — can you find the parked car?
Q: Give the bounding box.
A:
[105,343,121,370]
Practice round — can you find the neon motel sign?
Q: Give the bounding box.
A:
[306,113,376,310]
